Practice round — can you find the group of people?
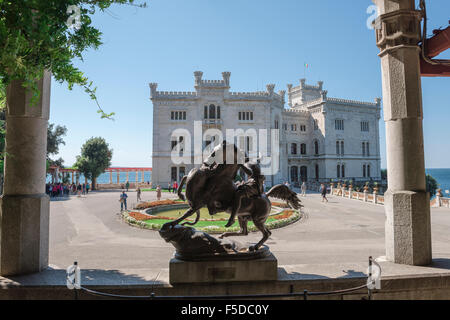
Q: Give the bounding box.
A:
[167,181,179,194]
[283,181,329,202]
[46,182,90,198]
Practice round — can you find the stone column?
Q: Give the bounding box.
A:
[141,171,145,183]
[0,72,51,276]
[135,171,139,183]
[109,171,113,184]
[373,0,432,265]
[348,187,353,199]
[373,191,378,204]
[117,171,120,184]
[71,172,75,184]
[126,171,129,182]
[364,190,368,202]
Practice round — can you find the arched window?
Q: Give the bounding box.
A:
[209,105,216,119]
[315,164,319,180]
[337,164,341,178]
[362,142,366,156]
[314,141,319,155]
[342,164,345,178]
[204,106,208,119]
[217,106,221,119]
[336,141,340,155]
[367,165,371,178]
[290,166,298,183]
[300,166,308,182]
[300,143,307,155]
[291,143,298,155]
[363,164,366,178]
[340,141,344,155]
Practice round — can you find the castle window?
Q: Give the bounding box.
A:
[291,124,297,131]
[171,111,186,121]
[337,164,341,178]
[275,120,279,129]
[314,141,319,155]
[361,121,369,132]
[363,164,366,178]
[217,106,221,119]
[283,123,288,131]
[335,119,344,131]
[336,141,340,155]
[300,125,306,132]
[239,111,254,122]
[367,164,371,178]
[300,143,307,155]
[209,105,216,119]
[341,164,345,178]
[291,143,298,155]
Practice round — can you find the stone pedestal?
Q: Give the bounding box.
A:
[0,195,49,275]
[385,190,432,265]
[169,253,278,285]
[0,72,51,276]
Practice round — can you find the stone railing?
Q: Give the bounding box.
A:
[329,185,441,208]
[329,185,383,205]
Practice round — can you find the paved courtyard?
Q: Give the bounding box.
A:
[48,189,450,274]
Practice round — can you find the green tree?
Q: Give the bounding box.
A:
[47,123,68,167]
[74,137,112,190]
[426,174,439,197]
[0,0,146,117]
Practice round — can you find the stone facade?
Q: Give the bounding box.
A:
[150,72,381,187]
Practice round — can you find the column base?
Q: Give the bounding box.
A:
[385,190,432,266]
[0,194,49,276]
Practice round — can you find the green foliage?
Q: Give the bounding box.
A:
[426,174,439,197]
[381,169,387,180]
[47,123,67,167]
[0,0,146,118]
[74,137,112,187]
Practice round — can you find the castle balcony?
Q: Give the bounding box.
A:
[202,119,223,126]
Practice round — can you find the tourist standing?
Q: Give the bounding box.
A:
[168,182,172,193]
[156,185,162,201]
[320,183,329,203]
[120,191,128,211]
[77,183,82,197]
[86,182,90,194]
[137,187,142,202]
[173,181,178,194]
[126,181,130,192]
[301,181,307,197]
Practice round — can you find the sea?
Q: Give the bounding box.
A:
[426,168,450,196]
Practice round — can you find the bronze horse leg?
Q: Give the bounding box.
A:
[167,206,202,227]
[250,219,272,252]
[218,216,249,239]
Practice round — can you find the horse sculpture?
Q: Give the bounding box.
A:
[166,142,302,251]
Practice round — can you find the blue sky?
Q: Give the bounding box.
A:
[50,0,450,168]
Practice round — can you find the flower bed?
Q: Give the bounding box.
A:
[122,206,302,234]
[135,199,179,210]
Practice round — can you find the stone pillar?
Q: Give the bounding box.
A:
[0,72,51,276]
[117,171,120,184]
[71,172,75,184]
[364,190,368,202]
[348,187,353,199]
[373,0,432,265]
[373,191,378,204]
[126,171,129,182]
[141,171,145,183]
[109,171,113,184]
[136,171,139,183]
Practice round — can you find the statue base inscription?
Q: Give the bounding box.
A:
[159,223,278,284]
[169,253,278,284]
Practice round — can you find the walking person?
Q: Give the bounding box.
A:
[301,181,307,197]
[320,183,329,203]
[82,183,86,195]
[137,187,142,202]
[168,182,172,193]
[156,185,162,201]
[120,191,128,211]
[86,182,90,194]
[126,181,130,192]
[77,183,82,197]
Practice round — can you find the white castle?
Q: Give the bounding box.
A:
[150,71,381,188]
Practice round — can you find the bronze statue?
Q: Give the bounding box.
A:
[165,141,302,253]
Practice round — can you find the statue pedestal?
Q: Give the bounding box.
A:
[169,253,278,285]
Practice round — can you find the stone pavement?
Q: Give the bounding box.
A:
[48,190,450,275]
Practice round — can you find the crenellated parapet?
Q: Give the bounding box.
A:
[327,97,380,107]
[151,89,198,99]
